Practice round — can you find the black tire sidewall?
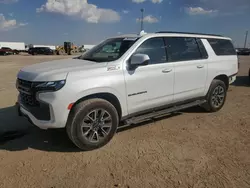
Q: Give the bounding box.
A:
[248,69,250,83]
[71,100,118,150]
[207,80,227,112]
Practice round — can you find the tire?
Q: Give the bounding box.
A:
[248,69,250,84]
[66,98,119,151]
[202,79,227,112]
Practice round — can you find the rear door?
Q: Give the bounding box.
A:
[164,37,208,102]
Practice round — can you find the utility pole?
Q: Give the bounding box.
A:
[140,8,144,32]
[244,30,248,48]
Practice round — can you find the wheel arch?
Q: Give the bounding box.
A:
[213,74,229,90]
[70,92,123,120]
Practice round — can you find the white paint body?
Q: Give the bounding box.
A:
[17,33,238,129]
[0,42,25,50]
[32,45,56,50]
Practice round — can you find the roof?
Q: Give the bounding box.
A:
[113,34,140,38]
[155,31,223,37]
[112,31,231,40]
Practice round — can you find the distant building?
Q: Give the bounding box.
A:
[0,42,25,50]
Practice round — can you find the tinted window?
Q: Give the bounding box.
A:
[134,37,167,64]
[2,47,11,50]
[207,39,236,55]
[165,37,202,62]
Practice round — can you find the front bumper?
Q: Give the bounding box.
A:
[17,102,55,129]
[17,91,70,130]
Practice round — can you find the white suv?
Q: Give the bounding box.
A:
[16,31,238,150]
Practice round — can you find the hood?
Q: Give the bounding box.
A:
[17,58,107,82]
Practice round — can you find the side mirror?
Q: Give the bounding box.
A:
[129,54,150,70]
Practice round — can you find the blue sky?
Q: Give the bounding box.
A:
[0,0,249,47]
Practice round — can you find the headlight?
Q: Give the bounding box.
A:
[34,80,66,92]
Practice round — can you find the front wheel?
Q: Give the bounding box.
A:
[66,98,119,151]
[202,79,227,112]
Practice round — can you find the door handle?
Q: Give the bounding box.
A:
[197,65,204,69]
[162,68,173,73]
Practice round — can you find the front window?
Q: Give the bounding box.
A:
[77,37,139,62]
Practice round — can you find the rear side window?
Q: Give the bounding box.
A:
[165,37,204,62]
[207,38,236,56]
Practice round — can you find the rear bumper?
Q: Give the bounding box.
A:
[228,73,238,85]
[229,75,236,84]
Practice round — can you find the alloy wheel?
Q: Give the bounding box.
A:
[211,85,225,108]
[81,109,112,143]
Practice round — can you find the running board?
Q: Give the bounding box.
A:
[119,100,206,129]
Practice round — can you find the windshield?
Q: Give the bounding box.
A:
[77,37,139,62]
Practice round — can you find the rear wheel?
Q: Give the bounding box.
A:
[66,98,119,151]
[202,79,227,112]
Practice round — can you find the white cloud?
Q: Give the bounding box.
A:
[185,7,218,15]
[132,0,164,3]
[122,10,129,14]
[0,0,18,3]
[0,14,28,31]
[8,13,14,17]
[19,22,28,26]
[132,0,146,3]
[36,0,120,23]
[136,15,159,23]
[151,0,163,3]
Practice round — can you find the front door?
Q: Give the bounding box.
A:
[164,37,208,102]
[124,37,175,114]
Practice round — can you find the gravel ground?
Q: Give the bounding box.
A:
[0,55,249,188]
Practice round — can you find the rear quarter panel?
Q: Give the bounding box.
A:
[202,39,238,94]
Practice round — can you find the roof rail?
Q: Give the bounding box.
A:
[155,31,223,37]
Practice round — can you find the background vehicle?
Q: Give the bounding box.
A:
[32,45,56,50]
[28,47,54,55]
[0,47,19,55]
[16,31,238,151]
[236,48,250,55]
[55,42,81,55]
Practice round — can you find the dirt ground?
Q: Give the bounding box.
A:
[0,54,249,188]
